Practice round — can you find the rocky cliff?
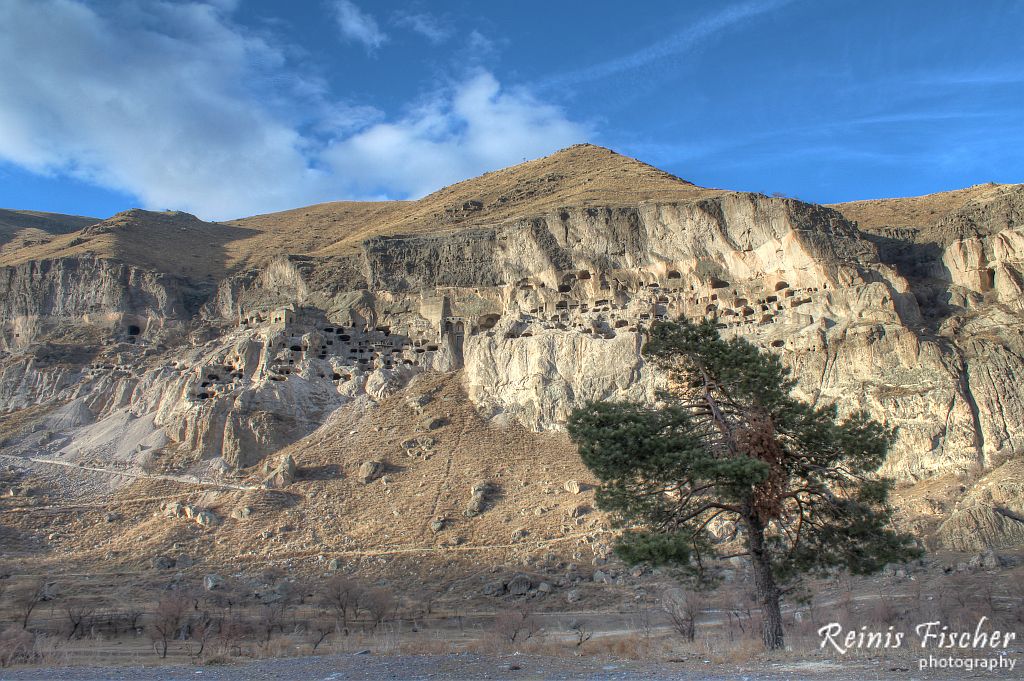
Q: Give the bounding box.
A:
[1,144,1022,553]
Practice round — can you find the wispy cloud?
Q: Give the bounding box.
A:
[330,0,387,51]
[538,0,795,90]
[393,10,452,45]
[910,69,1024,87]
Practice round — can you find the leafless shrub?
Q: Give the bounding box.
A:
[216,612,253,657]
[126,607,144,633]
[306,612,335,652]
[720,587,757,642]
[317,576,365,633]
[255,599,291,645]
[363,587,397,629]
[662,588,705,642]
[148,592,190,658]
[569,620,592,648]
[490,606,542,646]
[186,610,219,660]
[10,577,49,630]
[61,597,95,640]
[0,628,39,667]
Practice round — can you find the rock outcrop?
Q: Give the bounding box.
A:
[0,145,1021,551]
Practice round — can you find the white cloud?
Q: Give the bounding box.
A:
[393,11,452,45]
[324,71,590,197]
[0,0,329,219]
[330,0,387,50]
[0,1,588,220]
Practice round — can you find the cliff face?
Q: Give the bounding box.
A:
[0,145,1021,551]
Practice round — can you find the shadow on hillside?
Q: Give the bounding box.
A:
[299,463,343,481]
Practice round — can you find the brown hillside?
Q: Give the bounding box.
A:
[0,209,258,281]
[829,182,1024,244]
[0,208,99,253]
[1,373,609,589]
[231,143,726,259]
[0,145,723,275]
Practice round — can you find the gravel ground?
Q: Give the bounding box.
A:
[2,652,1019,681]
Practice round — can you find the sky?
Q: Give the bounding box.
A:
[0,0,1022,221]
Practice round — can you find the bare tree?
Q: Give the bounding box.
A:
[363,587,397,630]
[10,577,49,630]
[186,610,219,660]
[569,620,592,648]
[126,607,144,634]
[490,606,542,646]
[148,592,189,658]
[62,598,95,640]
[307,611,335,652]
[216,612,252,657]
[317,576,365,633]
[254,592,295,646]
[662,588,705,642]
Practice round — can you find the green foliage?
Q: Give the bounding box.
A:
[568,317,921,588]
[613,530,694,566]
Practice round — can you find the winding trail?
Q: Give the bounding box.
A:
[0,453,258,491]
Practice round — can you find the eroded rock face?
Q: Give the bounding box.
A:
[937,460,1024,551]
[1,165,1022,551]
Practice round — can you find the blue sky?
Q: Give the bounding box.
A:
[0,0,1021,221]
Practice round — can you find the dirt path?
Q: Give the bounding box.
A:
[223,525,618,567]
[0,453,258,491]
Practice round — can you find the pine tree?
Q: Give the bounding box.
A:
[568,318,921,649]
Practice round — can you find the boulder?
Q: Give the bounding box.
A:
[358,460,384,484]
[262,455,297,489]
[979,549,1000,569]
[565,589,581,604]
[466,481,491,516]
[482,580,506,596]
[203,574,224,591]
[564,480,583,495]
[406,393,432,413]
[506,573,532,596]
[430,518,446,533]
[569,504,590,518]
[230,505,252,520]
[195,511,218,527]
[152,555,174,570]
[163,501,184,518]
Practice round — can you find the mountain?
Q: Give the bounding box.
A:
[1,145,1022,590]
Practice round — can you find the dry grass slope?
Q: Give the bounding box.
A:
[0,145,727,276]
[829,182,1024,244]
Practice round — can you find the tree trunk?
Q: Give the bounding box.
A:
[744,513,785,650]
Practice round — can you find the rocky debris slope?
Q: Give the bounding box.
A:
[0,144,1022,552]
